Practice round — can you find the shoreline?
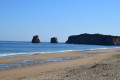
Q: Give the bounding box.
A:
[0,47,119,58]
[0,48,119,70]
[0,48,120,80]
[0,48,119,64]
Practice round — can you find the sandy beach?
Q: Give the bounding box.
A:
[0,49,120,80]
[1,0,120,80]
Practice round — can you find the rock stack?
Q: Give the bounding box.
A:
[66,33,120,45]
[32,35,40,43]
[51,37,58,43]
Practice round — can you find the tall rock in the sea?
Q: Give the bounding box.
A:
[51,37,58,43]
[66,33,120,45]
[32,35,40,43]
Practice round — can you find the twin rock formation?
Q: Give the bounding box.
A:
[32,33,120,46]
[32,35,58,43]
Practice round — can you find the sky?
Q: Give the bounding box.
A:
[0,0,120,42]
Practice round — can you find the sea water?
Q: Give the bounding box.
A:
[0,41,120,58]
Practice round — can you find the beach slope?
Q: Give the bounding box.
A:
[0,49,120,80]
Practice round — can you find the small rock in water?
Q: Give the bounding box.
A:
[51,37,58,43]
[32,35,40,43]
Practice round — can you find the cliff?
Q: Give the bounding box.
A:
[66,33,120,45]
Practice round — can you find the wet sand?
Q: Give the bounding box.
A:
[0,49,120,80]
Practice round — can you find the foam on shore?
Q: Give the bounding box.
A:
[0,47,120,58]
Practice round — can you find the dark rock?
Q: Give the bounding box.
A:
[32,35,40,43]
[66,33,120,45]
[91,64,107,68]
[51,37,58,43]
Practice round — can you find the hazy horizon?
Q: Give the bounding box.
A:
[0,0,120,42]
[0,33,120,42]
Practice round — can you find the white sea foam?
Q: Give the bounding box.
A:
[0,47,120,58]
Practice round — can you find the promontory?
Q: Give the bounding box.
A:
[66,33,120,45]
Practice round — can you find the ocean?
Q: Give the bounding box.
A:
[0,41,120,58]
